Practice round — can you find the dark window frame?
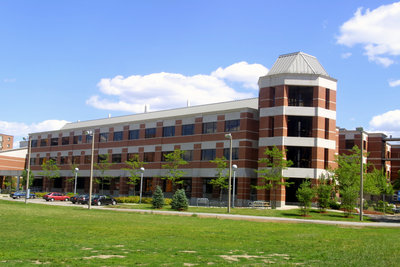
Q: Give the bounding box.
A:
[225,120,240,132]
[162,126,175,137]
[128,129,140,140]
[145,128,156,139]
[202,122,217,134]
[182,124,195,136]
[113,131,123,141]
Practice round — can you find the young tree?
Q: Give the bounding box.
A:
[94,154,113,194]
[161,149,188,192]
[365,168,393,202]
[21,169,35,189]
[66,163,79,187]
[209,156,229,203]
[152,185,165,209]
[315,173,334,212]
[122,154,146,196]
[171,189,188,211]
[255,146,293,208]
[39,159,60,191]
[296,180,315,216]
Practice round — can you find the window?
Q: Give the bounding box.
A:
[99,133,109,142]
[324,148,329,169]
[40,139,48,147]
[225,120,240,132]
[60,156,69,165]
[288,86,313,107]
[127,153,139,161]
[182,124,194,136]
[325,118,329,139]
[85,134,93,143]
[112,154,122,163]
[269,117,275,137]
[202,122,217,134]
[271,87,275,107]
[325,88,330,109]
[73,135,82,144]
[113,131,123,141]
[31,140,38,147]
[72,156,81,164]
[345,140,354,150]
[129,130,139,140]
[144,152,155,162]
[30,158,36,166]
[287,116,312,137]
[97,154,108,163]
[224,148,239,160]
[182,150,193,161]
[161,151,173,161]
[62,137,69,145]
[50,138,59,146]
[201,149,216,161]
[84,155,91,164]
[163,126,175,137]
[145,128,156,139]
[286,146,312,168]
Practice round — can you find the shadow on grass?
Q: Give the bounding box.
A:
[281,210,346,220]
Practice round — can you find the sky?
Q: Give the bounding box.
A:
[1,0,400,148]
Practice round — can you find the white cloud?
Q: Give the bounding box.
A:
[341,52,352,59]
[0,120,69,148]
[337,2,400,67]
[87,62,268,113]
[389,79,400,87]
[369,109,400,137]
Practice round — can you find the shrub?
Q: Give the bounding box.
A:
[114,196,140,203]
[34,192,48,198]
[152,186,165,209]
[340,187,359,217]
[296,180,314,216]
[328,199,341,210]
[315,183,332,212]
[171,189,188,211]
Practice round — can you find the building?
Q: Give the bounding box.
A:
[0,148,27,191]
[0,134,13,151]
[28,52,337,206]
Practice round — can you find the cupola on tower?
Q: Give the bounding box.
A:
[257,52,337,207]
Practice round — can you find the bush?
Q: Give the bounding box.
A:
[296,180,314,216]
[329,199,341,210]
[152,186,165,209]
[171,189,188,211]
[315,183,332,212]
[340,187,359,217]
[114,196,140,203]
[34,192,48,198]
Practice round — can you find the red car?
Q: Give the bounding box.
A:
[43,192,70,202]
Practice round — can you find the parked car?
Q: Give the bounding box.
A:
[43,192,70,202]
[70,195,80,204]
[92,195,117,206]
[10,191,36,199]
[77,194,91,205]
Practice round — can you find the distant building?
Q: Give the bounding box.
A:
[0,134,13,151]
[0,148,27,191]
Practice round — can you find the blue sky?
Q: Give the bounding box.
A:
[1,0,400,147]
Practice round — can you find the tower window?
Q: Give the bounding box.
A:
[288,86,313,107]
[287,116,312,137]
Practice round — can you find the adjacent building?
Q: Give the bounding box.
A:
[0,134,13,151]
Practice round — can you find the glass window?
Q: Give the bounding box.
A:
[345,140,355,150]
[60,156,69,165]
[288,86,313,107]
[30,158,36,166]
[39,158,45,165]
[97,154,108,163]
[85,134,93,143]
[113,131,123,141]
[84,155,91,164]
[182,124,194,136]
[286,146,312,168]
[127,153,139,161]
[50,138,58,146]
[144,152,155,162]
[31,140,38,148]
[145,128,156,139]
[129,129,139,140]
[225,120,240,132]
[112,154,122,163]
[163,126,175,137]
[201,149,216,161]
[287,116,312,137]
[40,139,48,147]
[161,151,173,162]
[182,150,193,161]
[223,148,239,160]
[73,135,82,144]
[72,156,81,164]
[99,133,109,142]
[202,122,217,134]
[62,137,69,145]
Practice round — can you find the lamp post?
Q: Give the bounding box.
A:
[74,167,79,195]
[356,127,364,221]
[232,164,237,208]
[86,130,95,210]
[139,167,145,204]
[25,135,32,204]
[225,133,232,213]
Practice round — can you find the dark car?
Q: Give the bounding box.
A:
[11,191,36,199]
[77,194,91,205]
[70,195,80,204]
[92,195,117,206]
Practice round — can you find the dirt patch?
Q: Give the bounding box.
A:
[82,255,126,260]
[81,247,93,250]
[180,251,197,253]
[183,263,198,266]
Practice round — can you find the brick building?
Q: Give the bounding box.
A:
[28,52,337,206]
[0,134,13,151]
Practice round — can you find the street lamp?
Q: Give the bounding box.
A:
[74,167,79,195]
[356,127,364,221]
[225,133,232,213]
[232,164,237,208]
[139,167,145,204]
[85,130,95,210]
[25,135,32,204]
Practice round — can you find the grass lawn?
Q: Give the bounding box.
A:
[112,203,373,222]
[1,200,399,266]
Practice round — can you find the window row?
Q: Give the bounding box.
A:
[31,120,241,147]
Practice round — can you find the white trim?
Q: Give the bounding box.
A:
[258,74,337,90]
[259,136,336,149]
[260,106,336,120]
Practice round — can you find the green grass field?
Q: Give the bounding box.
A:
[0,200,399,266]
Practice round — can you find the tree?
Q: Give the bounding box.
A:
[122,154,146,196]
[152,186,165,209]
[341,187,359,217]
[393,172,400,190]
[171,189,188,211]
[161,149,188,192]
[315,173,334,212]
[94,154,113,194]
[296,180,314,216]
[255,146,293,208]
[39,159,60,191]
[21,169,35,189]
[209,156,229,203]
[365,168,393,202]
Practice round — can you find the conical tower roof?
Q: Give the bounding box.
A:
[267,52,330,77]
